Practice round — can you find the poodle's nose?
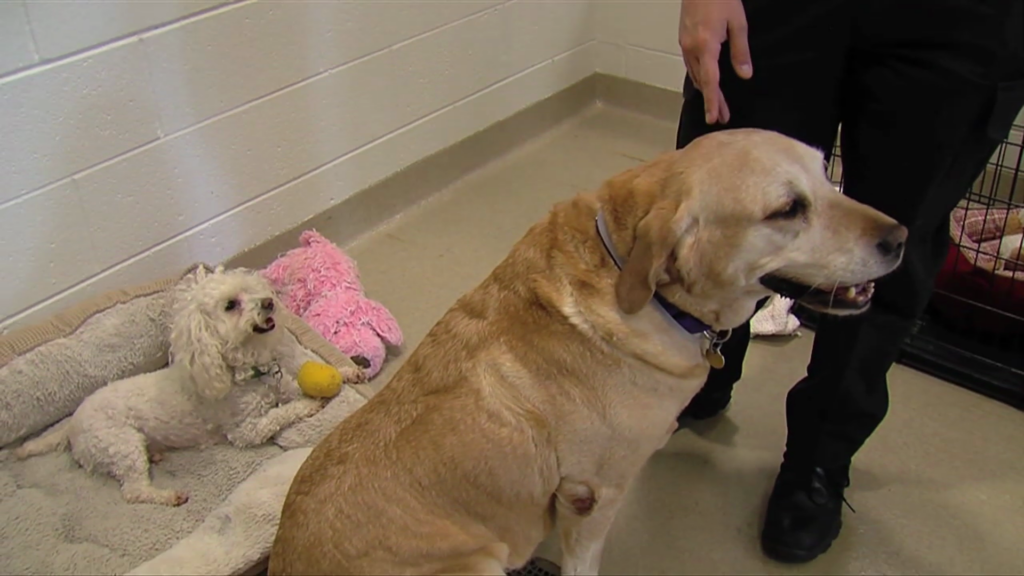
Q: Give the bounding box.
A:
[260,298,275,311]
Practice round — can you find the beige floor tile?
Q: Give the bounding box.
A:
[313,105,1024,574]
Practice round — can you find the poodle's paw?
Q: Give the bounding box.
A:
[123,486,190,507]
[296,396,328,418]
[166,491,190,507]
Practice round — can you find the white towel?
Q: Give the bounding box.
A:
[751,295,802,337]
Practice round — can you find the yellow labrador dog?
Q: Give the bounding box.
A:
[269,129,907,576]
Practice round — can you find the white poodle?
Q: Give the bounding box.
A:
[15,265,332,506]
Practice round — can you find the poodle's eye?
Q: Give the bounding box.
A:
[225,299,239,311]
[767,197,808,221]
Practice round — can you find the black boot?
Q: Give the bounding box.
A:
[677,381,734,421]
[760,466,851,563]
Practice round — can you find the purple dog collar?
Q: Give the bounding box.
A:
[595,210,713,335]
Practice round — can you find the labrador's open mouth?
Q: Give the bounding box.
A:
[761,275,875,313]
[253,317,276,334]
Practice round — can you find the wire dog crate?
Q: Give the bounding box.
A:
[798,124,1024,410]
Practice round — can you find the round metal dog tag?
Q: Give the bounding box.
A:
[705,348,726,369]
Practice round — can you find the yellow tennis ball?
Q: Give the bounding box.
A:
[297,361,343,398]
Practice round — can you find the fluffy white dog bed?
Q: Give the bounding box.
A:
[0,264,374,575]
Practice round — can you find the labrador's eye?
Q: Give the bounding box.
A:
[767,198,808,221]
[225,299,239,311]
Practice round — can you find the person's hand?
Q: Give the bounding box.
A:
[678,0,753,125]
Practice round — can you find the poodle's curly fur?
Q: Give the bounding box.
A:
[15,266,326,506]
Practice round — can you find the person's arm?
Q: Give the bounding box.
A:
[678,0,754,125]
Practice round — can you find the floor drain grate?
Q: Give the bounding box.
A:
[506,557,562,576]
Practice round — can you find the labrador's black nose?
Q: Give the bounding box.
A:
[261,298,275,311]
[877,224,908,259]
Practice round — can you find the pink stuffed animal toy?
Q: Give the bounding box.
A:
[263,230,403,378]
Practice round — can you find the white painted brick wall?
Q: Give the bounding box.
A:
[0,43,163,203]
[594,1,686,91]
[0,0,597,330]
[143,1,504,132]
[26,0,229,60]
[0,2,37,74]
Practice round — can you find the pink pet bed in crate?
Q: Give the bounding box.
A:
[932,206,1024,334]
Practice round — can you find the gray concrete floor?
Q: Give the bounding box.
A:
[322,105,1024,575]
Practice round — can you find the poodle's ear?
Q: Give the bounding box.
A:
[177,265,210,292]
[170,302,232,400]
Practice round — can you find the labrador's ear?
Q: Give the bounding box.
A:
[615,201,681,314]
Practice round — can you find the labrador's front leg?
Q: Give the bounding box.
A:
[555,479,627,576]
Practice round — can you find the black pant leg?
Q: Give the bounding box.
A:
[675,0,853,390]
[783,0,1024,472]
[677,0,852,152]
